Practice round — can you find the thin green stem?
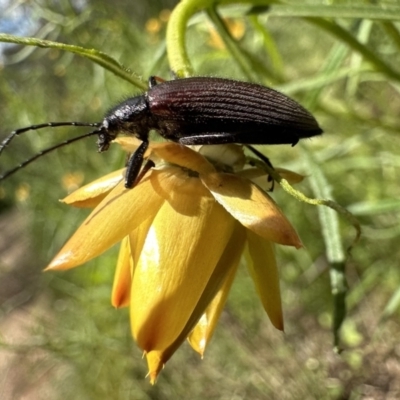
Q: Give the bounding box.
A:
[0,34,147,90]
[247,156,361,250]
[166,0,273,76]
[166,1,400,76]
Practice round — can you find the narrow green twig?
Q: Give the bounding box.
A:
[0,34,147,90]
[248,156,361,249]
[166,0,272,76]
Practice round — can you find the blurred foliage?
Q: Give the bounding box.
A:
[1,0,400,399]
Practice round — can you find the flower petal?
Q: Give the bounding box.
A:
[150,142,216,176]
[275,168,304,184]
[130,175,235,353]
[111,236,132,308]
[113,137,144,153]
[201,172,302,248]
[129,216,155,266]
[188,222,245,356]
[150,166,211,212]
[62,168,124,208]
[45,177,164,270]
[246,230,283,331]
[112,215,156,308]
[236,168,274,192]
[141,222,244,383]
[115,139,216,176]
[195,144,246,170]
[145,350,164,385]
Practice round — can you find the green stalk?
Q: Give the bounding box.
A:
[0,34,147,90]
[166,0,273,76]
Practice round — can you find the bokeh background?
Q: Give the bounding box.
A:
[1,1,400,399]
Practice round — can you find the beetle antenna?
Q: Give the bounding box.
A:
[0,128,102,181]
[0,122,101,157]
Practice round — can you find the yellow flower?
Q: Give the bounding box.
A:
[45,138,302,383]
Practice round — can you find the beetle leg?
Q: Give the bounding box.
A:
[148,76,166,88]
[291,137,299,146]
[134,158,155,185]
[245,145,275,191]
[125,140,149,189]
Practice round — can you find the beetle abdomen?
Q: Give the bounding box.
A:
[147,77,322,144]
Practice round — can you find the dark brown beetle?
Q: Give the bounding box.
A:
[0,77,322,187]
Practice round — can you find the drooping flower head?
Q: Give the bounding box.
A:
[46,138,303,383]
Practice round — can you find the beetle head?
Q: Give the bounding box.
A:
[97,95,150,152]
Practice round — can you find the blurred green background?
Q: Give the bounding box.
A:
[1,0,400,399]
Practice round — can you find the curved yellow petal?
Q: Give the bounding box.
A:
[129,216,155,266]
[236,167,267,180]
[62,169,125,208]
[145,350,164,385]
[45,177,164,271]
[130,175,235,353]
[150,166,211,213]
[201,172,302,248]
[115,139,216,176]
[275,168,304,184]
[112,215,156,308]
[236,168,273,192]
[188,222,245,356]
[150,222,245,368]
[151,142,216,176]
[113,137,149,154]
[139,223,245,383]
[195,144,246,170]
[111,236,132,308]
[246,230,283,331]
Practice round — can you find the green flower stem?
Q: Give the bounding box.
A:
[277,177,360,252]
[166,1,400,77]
[0,34,147,90]
[166,0,273,77]
[248,156,361,251]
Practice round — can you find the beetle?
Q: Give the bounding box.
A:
[0,76,322,188]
